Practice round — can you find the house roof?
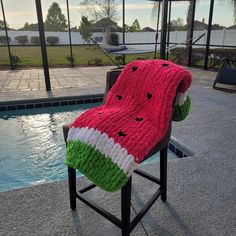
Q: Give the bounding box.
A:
[194,20,208,27]
[183,20,208,30]
[227,25,236,29]
[94,18,117,27]
[141,27,156,32]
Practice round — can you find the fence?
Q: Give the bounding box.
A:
[1,29,236,49]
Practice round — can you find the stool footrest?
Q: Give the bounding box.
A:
[79,183,96,194]
[134,169,161,184]
[75,191,122,228]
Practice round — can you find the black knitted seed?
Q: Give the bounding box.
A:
[135,117,143,121]
[116,95,122,100]
[147,93,152,99]
[162,63,169,67]
[118,131,127,137]
[132,66,138,71]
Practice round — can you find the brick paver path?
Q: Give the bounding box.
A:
[0,66,113,102]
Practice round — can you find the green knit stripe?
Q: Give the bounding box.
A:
[65,140,129,192]
[172,95,191,122]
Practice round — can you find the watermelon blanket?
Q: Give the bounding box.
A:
[65,59,192,192]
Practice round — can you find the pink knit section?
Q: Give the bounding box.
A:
[71,59,192,163]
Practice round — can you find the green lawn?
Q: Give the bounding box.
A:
[0,45,224,70]
[0,45,155,68]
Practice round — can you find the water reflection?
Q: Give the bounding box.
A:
[0,103,100,192]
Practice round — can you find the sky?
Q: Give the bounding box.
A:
[0,0,235,30]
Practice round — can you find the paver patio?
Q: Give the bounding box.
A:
[0,65,219,103]
[0,66,113,102]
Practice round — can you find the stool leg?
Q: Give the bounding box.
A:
[121,177,132,236]
[160,146,168,201]
[68,167,76,209]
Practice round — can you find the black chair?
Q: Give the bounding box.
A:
[213,57,236,93]
[63,68,174,236]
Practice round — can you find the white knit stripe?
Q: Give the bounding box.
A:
[176,90,188,106]
[67,127,138,176]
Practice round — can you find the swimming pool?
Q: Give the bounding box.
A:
[0,103,179,192]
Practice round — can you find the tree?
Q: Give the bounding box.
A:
[230,0,236,23]
[0,19,9,30]
[23,22,30,30]
[19,22,39,31]
[80,0,119,22]
[71,26,79,32]
[170,18,185,31]
[0,20,5,30]
[44,2,67,31]
[129,19,141,32]
[124,24,130,32]
[79,0,119,41]
[79,16,93,44]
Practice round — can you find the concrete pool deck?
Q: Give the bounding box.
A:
[0,65,236,235]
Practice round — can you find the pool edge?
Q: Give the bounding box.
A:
[0,94,104,112]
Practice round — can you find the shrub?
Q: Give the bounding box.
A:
[31,36,40,45]
[114,55,123,64]
[88,57,103,66]
[15,35,28,45]
[109,33,119,46]
[0,35,11,44]
[208,48,236,68]
[46,36,59,45]
[136,57,145,60]
[10,54,21,68]
[171,47,205,65]
[170,47,236,68]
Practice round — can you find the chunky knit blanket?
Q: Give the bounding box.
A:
[65,59,192,192]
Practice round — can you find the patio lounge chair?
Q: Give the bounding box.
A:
[92,39,155,67]
[63,60,192,236]
[213,57,236,93]
[93,39,155,55]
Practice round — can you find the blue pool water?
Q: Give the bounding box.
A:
[0,103,177,192]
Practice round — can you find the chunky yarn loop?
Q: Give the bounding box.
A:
[65,59,192,192]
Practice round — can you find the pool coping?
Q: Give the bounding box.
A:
[0,94,105,111]
[169,136,195,158]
